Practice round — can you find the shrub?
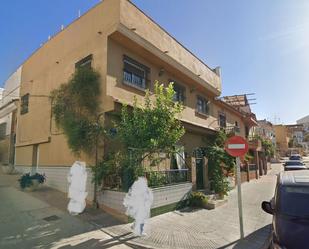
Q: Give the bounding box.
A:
[18,173,33,189]
[18,173,46,189]
[188,191,208,208]
[31,173,46,184]
[147,171,168,188]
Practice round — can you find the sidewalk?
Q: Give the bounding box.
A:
[0,169,135,249]
[0,164,281,249]
[99,163,282,249]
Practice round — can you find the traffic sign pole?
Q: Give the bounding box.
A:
[224,136,248,240]
[236,156,244,239]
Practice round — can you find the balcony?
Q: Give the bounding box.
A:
[216,125,241,135]
[248,136,262,151]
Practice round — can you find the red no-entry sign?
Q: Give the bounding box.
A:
[224,135,249,157]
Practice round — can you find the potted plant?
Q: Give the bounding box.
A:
[18,173,46,191]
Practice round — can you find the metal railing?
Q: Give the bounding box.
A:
[146,169,190,188]
[240,163,257,172]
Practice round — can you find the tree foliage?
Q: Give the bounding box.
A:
[93,81,185,191]
[261,138,275,157]
[50,67,103,155]
[117,81,185,153]
[204,130,235,196]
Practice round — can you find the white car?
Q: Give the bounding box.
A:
[283,160,307,171]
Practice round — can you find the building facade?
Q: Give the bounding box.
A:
[6,0,257,219]
[274,125,290,157]
[0,66,21,165]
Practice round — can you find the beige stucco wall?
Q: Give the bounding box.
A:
[15,0,122,167]
[274,125,289,154]
[107,38,242,134]
[15,0,229,169]
[15,145,33,166]
[119,0,221,95]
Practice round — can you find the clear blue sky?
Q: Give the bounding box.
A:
[1,0,308,124]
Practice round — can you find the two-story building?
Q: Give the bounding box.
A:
[9,0,252,219]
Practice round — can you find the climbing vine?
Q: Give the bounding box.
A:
[204,130,235,196]
[50,67,103,155]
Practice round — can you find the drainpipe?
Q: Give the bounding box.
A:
[93,112,105,209]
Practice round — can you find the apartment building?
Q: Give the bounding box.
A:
[274,125,290,157]
[0,67,21,166]
[7,0,253,217]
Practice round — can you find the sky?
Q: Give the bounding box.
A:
[1,0,309,124]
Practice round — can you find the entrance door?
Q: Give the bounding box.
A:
[31,144,39,175]
[196,157,204,190]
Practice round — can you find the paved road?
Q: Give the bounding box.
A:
[0,171,135,249]
[102,163,282,249]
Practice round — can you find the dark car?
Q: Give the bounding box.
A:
[262,170,309,249]
[289,154,302,161]
[283,161,307,171]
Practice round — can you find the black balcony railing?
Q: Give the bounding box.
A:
[146,169,190,188]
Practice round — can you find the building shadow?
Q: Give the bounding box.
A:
[217,224,271,249]
[56,231,141,249]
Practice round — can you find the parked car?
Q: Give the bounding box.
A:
[289,154,302,161]
[262,170,309,249]
[283,160,307,171]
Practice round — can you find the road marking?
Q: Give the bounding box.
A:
[228,144,246,149]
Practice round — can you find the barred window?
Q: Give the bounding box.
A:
[21,94,29,115]
[172,82,186,103]
[123,55,149,90]
[196,96,209,115]
[219,113,226,128]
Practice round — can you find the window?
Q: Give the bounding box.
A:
[172,82,186,103]
[75,54,93,69]
[196,96,209,115]
[218,113,226,128]
[123,55,149,90]
[0,123,6,140]
[245,126,249,138]
[21,94,29,115]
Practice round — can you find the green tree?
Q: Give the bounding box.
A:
[261,138,275,158]
[117,81,185,154]
[93,81,185,191]
[50,67,103,155]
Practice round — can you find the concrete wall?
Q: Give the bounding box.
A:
[2,66,21,106]
[14,165,94,201]
[0,137,10,164]
[98,182,192,219]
